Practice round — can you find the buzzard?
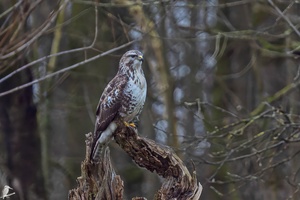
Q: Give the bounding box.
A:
[91,50,147,161]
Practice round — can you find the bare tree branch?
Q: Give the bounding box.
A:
[268,0,300,38]
[0,40,138,97]
[69,119,202,200]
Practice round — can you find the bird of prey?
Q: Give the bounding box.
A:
[91,50,147,161]
[1,185,14,199]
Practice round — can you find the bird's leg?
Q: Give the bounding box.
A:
[124,121,136,128]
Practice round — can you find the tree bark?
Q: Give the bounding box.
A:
[69,119,202,200]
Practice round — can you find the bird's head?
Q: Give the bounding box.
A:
[119,50,144,74]
[4,185,12,190]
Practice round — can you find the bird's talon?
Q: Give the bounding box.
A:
[124,121,136,128]
[129,123,136,128]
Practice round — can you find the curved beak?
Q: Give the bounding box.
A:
[137,55,144,62]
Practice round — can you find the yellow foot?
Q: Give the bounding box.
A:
[124,121,136,128]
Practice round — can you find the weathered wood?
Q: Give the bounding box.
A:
[68,133,123,200]
[69,119,202,199]
[114,120,202,200]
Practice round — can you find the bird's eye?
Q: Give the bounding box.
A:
[130,55,136,58]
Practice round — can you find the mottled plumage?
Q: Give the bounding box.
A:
[91,50,147,161]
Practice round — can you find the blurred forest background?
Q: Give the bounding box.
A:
[0,0,300,199]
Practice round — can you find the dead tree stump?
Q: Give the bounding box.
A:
[68,119,202,200]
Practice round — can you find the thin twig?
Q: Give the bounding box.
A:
[0,40,138,97]
[268,0,300,38]
[0,1,22,19]
[0,0,67,60]
[0,4,99,85]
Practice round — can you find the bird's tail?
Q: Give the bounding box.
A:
[90,122,117,162]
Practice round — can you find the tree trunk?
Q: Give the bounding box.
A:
[0,64,46,200]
